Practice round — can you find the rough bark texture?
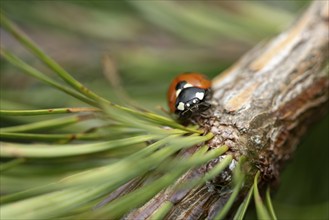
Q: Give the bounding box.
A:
[126,1,329,219]
[208,0,329,182]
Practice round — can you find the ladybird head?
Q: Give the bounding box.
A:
[175,87,211,118]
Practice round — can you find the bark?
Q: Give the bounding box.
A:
[208,0,329,181]
[126,1,329,219]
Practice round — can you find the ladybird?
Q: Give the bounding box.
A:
[167,73,212,118]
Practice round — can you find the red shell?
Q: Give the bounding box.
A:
[167,73,211,113]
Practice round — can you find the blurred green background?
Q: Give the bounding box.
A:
[1,0,309,111]
[1,0,328,219]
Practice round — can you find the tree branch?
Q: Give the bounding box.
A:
[126,1,329,219]
[209,0,328,181]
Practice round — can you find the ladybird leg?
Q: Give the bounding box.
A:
[156,106,172,116]
[199,102,211,111]
[187,118,199,125]
[198,103,212,118]
[189,105,198,113]
[179,109,192,119]
[200,112,212,118]
[200,110,213,118]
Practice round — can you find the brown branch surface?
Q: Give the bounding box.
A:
[126,1,329,219]
[209,0,328,180]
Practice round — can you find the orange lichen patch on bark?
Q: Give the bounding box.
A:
[250,6,313,72]
[224,83,258,112]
